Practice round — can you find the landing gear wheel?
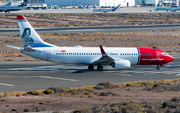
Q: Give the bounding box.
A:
[111,62,115,68]
[156,65,160,70]
[88,65,94,70]
[97,66,103,71]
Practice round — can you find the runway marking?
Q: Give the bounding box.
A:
[0,65,85,71]
[119,74,132,76]
[0,83,14,86]
[176,74,180,76]
[105,71,133,76]
[119,70,180,74]
[39,76,78,81]
[0,75,78,81]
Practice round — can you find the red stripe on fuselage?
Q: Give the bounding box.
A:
[138,48,173,65]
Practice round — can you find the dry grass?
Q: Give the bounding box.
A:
[2,14,180,28]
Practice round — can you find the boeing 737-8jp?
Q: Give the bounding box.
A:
[7,15,174,71]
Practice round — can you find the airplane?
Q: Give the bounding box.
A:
[0,0,27,13]
[154,6,180,12]
[93,4,120,13]
[3,0,12,6]
[7,15,174,71]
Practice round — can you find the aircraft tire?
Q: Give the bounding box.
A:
[111,62,115,68]
[88,65,94,70]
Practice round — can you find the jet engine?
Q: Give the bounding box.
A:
[115,60,131,68]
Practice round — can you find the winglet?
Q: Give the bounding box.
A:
[99,45,107,56]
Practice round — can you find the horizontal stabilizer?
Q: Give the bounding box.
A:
[6,45,22,50]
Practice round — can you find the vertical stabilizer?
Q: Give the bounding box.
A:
[112,4,120,11]
[17,15,54,48]
[5,0,12,6]
[19,0,27,6]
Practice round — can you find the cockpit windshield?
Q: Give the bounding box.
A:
[162,53,169,56]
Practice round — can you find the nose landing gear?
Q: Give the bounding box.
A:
[156,65,160,70]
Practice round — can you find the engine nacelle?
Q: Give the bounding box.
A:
[115,60,131,68]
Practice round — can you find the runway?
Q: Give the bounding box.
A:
[0,54,179,93]
[1,24,180,36]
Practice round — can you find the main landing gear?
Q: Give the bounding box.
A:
[5,11,10,13]
[88,64,103,71]
[156,65,160,70]
[97,64,103,71]
[111,62,115,68]
[88,65,94,70]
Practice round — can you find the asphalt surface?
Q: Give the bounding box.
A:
[1,24,180,36]
[0,54,179,93]
[0,7,179,14]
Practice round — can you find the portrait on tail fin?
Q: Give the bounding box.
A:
[21,28,34,47]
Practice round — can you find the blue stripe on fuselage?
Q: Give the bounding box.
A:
[33,43,53,47]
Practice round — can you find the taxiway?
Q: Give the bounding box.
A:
[1,24,180,36]
[0,7,179,14]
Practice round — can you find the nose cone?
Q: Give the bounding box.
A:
[168,55,174,62]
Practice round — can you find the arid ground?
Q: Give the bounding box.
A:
[1,13,180,28]
[0,80,180,112]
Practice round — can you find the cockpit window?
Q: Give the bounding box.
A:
[162,53,169,55]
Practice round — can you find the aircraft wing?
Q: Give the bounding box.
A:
[91,45,114,65]
[87,45,131,68]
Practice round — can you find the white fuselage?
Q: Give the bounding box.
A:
[23,47,139,65]
[0,6,26,11]
[93,8,113,12]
